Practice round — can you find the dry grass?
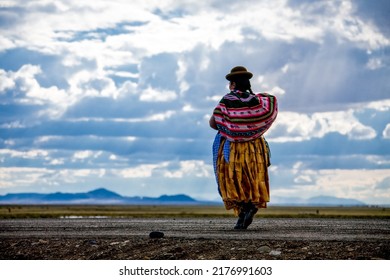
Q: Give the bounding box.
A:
[0,204,389,219]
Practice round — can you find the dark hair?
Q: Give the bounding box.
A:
[231,76,254,94]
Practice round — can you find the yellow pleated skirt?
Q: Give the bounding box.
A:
[216,137,270,215]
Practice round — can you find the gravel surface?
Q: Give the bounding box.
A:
[1,218,389,260]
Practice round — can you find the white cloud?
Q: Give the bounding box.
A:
[49,169,107,184]
[69,70,119,99]
[281,64,289,73]
[383,124,390,139]
[163,160,211,178]
[0,149,49,159]
[271,167,390,204]
[0,35,15,52]
[0,167,53,188]
[0,121,26,129]
[117,162,169,178]
[109,154,117,161]
[0,69,15,92]
[182,104,196,112]
[72,150,94,160]
[366,58,383,70]
[294,174,314,185]
[268,109,376,142]
[327,1,389,50]
[315,169,390,203]
[2,0,387,65]
[176,58,190,94]
[0,0,389,204]
[132,111,176,122]
[0,65,69,118]
[269,86,286,96]
[206,95,223,103]
[375,177,390,190]
[49,158,64,166]
[139,87,177,102]
[366,155,390,166]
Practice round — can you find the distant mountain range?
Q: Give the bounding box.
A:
[270,195,366,206]
[0,188,367,206]
[0,188,200,205]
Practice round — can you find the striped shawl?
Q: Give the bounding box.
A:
[213,91,278,142]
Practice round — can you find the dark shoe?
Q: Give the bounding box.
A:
[242,207,258,229]
[234,211,246,230]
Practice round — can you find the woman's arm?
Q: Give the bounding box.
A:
[209,115,218,130]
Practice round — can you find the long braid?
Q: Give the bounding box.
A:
[233,77,254,95]
[248,80,254,95]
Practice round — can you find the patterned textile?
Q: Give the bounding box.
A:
[213,132,271,197]
[213,90,278,142]
[215,136,270,215]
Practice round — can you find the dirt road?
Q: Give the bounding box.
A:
[1,217,389,259]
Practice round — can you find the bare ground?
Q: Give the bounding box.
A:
[1,217,389,260]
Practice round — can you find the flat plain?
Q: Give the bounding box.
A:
[1,204,389,218]
[0,205,389,260]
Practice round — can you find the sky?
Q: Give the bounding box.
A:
[0,0,389,205]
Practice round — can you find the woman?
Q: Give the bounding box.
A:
[209,66,278,229]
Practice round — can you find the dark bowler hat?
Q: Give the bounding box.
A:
[225,66,253,81]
